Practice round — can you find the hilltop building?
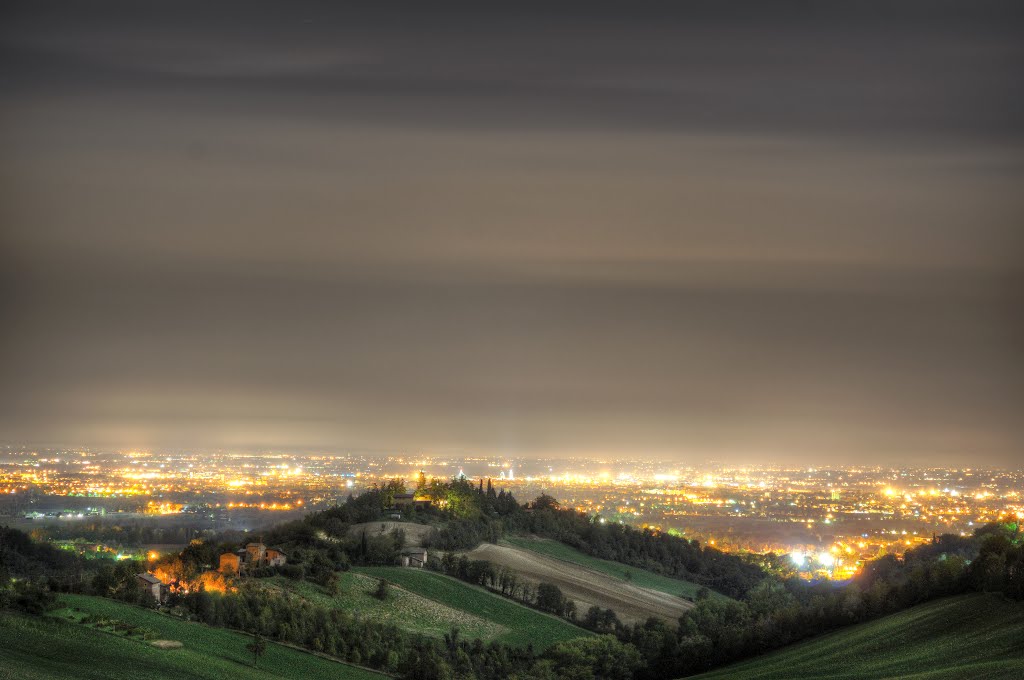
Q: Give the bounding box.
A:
[393,493,432,510]
[218,542,286,574]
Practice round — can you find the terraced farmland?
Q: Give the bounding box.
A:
[0,595,385,680]
[694,593,1024,680]
[505,536,727,601]
[465,542,694,624]
[355,566,590,649]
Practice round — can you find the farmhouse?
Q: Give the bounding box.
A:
[392,493,433,510]
[218,542,286,574]
[245,542,266,563]
[393,493,415,507]
[136,572,166,603]
[265,547,287,566]
[401,548,428,568]
[218,552,241,574]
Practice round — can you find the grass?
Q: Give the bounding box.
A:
[694,593,1024,680]
[505,536,727,601]
[265,572,506,642]
[0,595,385,680]
[355,567,591,649]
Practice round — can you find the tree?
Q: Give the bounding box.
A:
[191,585,213,621]
[325,571,340,597]
[536,582,567,615]
[533,494,560,511]
[544,635,643,680]
[247,632,267,668]
[377,479,407,508]
[583,606,620,633]
[91,565,118,596]
[374,578,390,601]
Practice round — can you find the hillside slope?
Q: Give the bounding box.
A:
[356,566,590,649]
[347,521,433,548]
[693,593,1024,680]
[265,572,507,642]
[465,542,693,624]
[505,536,727,602]
[0,595,384,680]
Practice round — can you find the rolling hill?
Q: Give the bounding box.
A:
[693,593,1024,680]
[0,594,385,680]
[265,571,507,642]
[355,566,590,649]
[505,536,728,602]
[464,541,695,624]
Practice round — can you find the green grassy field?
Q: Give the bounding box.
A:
[266,572,505,642]
[694,593,1024,680]
[505,536,726,601]
[0,595,385,680]
[355,567,590,649]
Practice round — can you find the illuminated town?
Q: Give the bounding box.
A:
[2,446,1021,581]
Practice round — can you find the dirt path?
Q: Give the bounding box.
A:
[465,543,692,624]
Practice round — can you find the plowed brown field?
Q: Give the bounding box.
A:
[465,542,693,624]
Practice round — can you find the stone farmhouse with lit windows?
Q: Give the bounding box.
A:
[218,542,286,574]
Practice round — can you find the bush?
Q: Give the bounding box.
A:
[536,582,569,616]
[1,580,58,615]
[373,578,390,601]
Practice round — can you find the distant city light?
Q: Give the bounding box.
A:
[7,448,1018,586]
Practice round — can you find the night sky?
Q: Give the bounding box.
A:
[1,2,1022,464]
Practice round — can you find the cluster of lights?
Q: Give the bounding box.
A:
[145,501,184,515]
[790,550,838,569]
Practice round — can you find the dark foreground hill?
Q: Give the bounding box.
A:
[0,594,385,680]
[692,593,1024,680]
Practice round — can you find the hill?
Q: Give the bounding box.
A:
[265,572,506,642]
[0,594,385,680]
[693,593,1024,680]
[505,536,728,602]
[347,521,433,548]
[464,541,694,624]
[355,566,590,649]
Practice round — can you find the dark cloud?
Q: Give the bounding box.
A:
[1,1,1022,464]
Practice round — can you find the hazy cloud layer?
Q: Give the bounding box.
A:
[1,2,1022,463]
